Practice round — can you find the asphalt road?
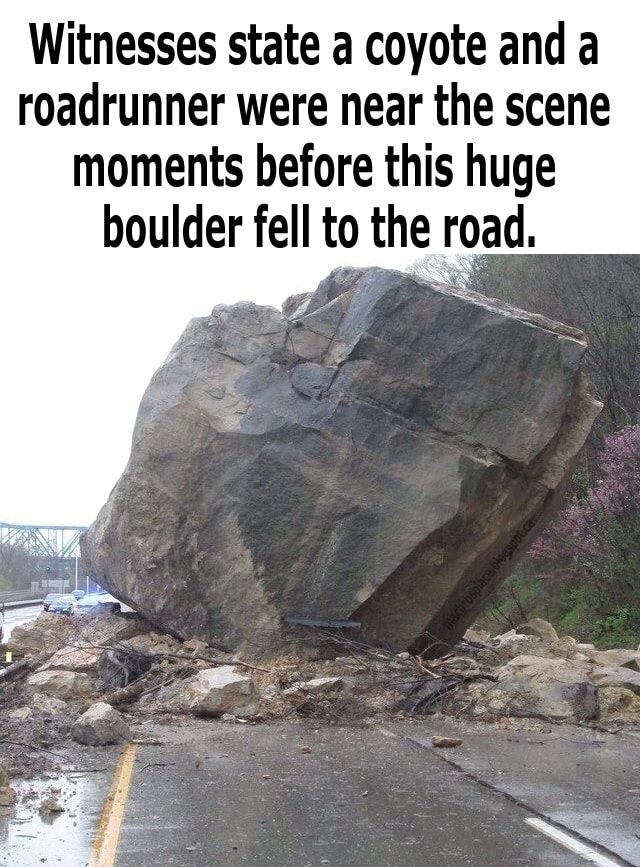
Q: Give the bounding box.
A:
[115,723,600,867]
[2,719,636,867]
[391,718,640,865]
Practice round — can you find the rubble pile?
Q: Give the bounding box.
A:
[1,608,639,784]
[442,621,640,725]
[82,266,601,655]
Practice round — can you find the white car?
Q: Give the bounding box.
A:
[74,592,121,614]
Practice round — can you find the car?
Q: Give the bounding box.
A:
[74,592,121,615]
[43,593,63,611]
[71,589,85,600]
[48,595,76,616]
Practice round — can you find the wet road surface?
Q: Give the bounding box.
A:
[0,745,122,867]
[391,718,640,866]
[0,720,635,867]
[117,722,597,867]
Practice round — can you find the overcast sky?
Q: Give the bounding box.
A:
[1,1,635,527]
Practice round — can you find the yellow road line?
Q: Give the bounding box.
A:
[89,743,138,867]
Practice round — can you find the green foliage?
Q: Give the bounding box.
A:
[482,562,640,649]
[555,586,587,638]
[556,587,639,649]
[591,607,639,650]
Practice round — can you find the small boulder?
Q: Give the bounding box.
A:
[8,706,32,722]
[8,613,76,657]
[463,627,491,644]
[31,692,70,718]
[71,702,130,746]
[589,666,640,695]
[0,786,16,807]
[588,649,640,671]
[79,612,143,644]
[282,291,312,318]
[27,670,93,700]
[515,619,559,643]
[44,644,102,674]
[442,656,482,678]
[598,687,640,723]
[183,638,208,655]
[39,797,65,815]
[432,735,463,748]
[118,631,183,656]
[549,636,581,659]
[29,692,73,742]
[179,666,258,718]
[261,683,281,701]
[491,630,548,662]
[492,655,596,721]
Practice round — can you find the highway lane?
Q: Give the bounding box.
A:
[1,718,636,867]
[114,722,620,867]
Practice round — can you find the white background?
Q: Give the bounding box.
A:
[0,1,637,525]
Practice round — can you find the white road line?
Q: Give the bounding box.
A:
[525,818,623,867]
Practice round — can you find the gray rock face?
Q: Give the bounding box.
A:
[82,267,601,655]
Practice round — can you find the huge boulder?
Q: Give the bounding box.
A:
[82,266,601,655]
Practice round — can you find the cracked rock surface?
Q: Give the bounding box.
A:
[82,267,601,655]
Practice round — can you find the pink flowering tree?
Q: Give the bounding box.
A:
[530,426,640,632]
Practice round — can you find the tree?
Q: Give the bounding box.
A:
[528,426,640,646]
[0,543,35,590]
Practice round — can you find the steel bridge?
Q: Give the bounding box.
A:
[0,522,87,559]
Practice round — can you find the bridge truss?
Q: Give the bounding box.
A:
[0,521,89,591]
[0,522,87,559]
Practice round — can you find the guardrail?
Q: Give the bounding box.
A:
[0,590,43,604]
[1,599,44,611]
